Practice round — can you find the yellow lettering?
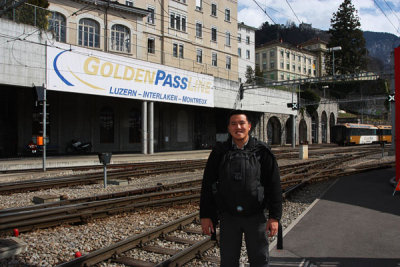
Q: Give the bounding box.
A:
[123,66,135,80]
[113,64,122,79]
[100,62,113,77]
[187,78,193,91]
[193,80,201,92]
[144,70,155,84]
[83,57,100,75]
[135,69,144,82]
[204,82,211,94]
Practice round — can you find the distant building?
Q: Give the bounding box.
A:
[299,22,312,30]
[255,39,320,82]
[300,37,329,77]
[237,22,257,83]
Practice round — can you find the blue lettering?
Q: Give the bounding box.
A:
[155,70,166,85]
[180,77,188,90]
[109,87,137,97]
[182,96,207,105]
[162,74,173,87]
[173,76,181,88]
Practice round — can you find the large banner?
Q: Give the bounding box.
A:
[46,43,214,107]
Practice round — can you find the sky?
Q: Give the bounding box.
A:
[238,0,400,37]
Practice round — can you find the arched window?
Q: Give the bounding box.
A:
[267,116,281,145]
[99,107,114,143]
[111,24,131,53]
[285,117,293,145]
[321,111,328,143]
[311,112,319,144]
[329,113,336,143]
[129,108,141,143]
[78,18,100,48]
[299,119,308,144]
[49,11,66,42]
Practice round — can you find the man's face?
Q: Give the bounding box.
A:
[228,114,251,142]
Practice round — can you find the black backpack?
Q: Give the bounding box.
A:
[212,142,267,216]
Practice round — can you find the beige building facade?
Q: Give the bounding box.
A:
[48,0,238,81]
[255,40,322,82]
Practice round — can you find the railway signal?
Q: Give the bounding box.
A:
[287,103,299,110]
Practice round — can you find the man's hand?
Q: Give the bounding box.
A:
[266,218,279,237]
[201,218,215,236]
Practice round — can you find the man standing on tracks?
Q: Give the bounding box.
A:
[200,110,282,267]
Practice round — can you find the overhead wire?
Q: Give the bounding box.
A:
[251,0,276,24]
[0,2,250,76]
[373,0,400,35]
[284,0,301,24]
[382,0,400,24]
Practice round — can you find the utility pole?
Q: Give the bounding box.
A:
[329,46,342,77]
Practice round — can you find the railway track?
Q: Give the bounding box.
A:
[56,213,214,267]
[0,151,392,236]
[0,146,384,195]
[0,159,207,195]
[53,160,395,267]
[0,146,393,266]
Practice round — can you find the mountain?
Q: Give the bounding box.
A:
[363,31,400,73]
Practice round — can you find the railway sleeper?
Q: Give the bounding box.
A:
[113,257,156,267]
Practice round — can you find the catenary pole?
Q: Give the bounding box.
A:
[149,101,154,154]
[142,101,148,154]
[42,86,46,171]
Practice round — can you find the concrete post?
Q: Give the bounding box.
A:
[142,101,148,154]
[292,114,296,148]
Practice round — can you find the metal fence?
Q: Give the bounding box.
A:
[0,1,50,29]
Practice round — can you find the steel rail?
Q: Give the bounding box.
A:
[56,213,200,267]
[0,151,382,235]
[0,179,203,214]
[54,158,395,267]
[0,160,206,194]
[0,158,208,174]
[0,188,201,234]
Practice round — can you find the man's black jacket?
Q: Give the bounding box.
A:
[200,136,282,221]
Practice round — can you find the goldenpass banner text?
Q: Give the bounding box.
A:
[46,43,214,107]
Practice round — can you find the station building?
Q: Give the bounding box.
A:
[0,0,338,158]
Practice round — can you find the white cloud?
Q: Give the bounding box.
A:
[237,7,268,28]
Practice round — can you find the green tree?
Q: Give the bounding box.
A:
[3,0,49,30]
[327,0,367,75]
[244,66,255,84]
[254,66,265,86]
[300,88,320,116]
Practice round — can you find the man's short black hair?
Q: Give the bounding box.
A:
[227,110,251,125]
